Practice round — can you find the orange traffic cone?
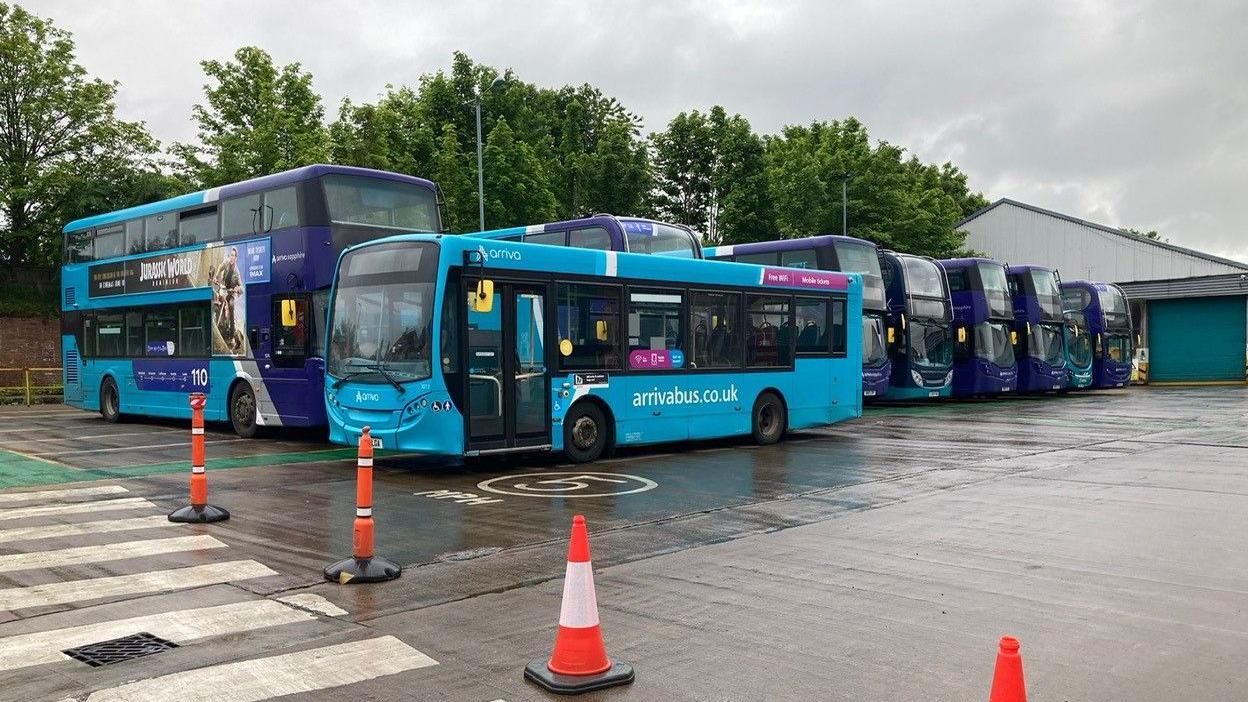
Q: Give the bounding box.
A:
[988,636,1027,702]
[323,427,400,584]
[168,393,228,523]
[525,515,634,694]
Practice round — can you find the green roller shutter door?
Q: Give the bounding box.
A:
[1149,296,1246,382]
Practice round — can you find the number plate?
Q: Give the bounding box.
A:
[863,390,877,397]
[928,391,939,397]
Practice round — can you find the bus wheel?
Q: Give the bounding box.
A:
[229,382,260,438]
[564,402,609,463]
[100,377,121,423]
[751,391,786,445]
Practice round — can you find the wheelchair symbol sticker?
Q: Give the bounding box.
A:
[476,472,657,498]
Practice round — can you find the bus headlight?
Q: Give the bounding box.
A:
[943,371,954,386]
[911,369,924,386]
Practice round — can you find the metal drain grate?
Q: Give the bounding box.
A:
[64,632,178,667]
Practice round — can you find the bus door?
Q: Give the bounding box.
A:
[463,278,551,452]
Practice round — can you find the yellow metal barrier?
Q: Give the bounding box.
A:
[0,367,63,406]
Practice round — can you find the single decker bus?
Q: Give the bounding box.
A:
[704,235,890,399]
[323,234,863,462]
[1060,280,1133,388]
[879,251,954,400]
[1006,264,1068,393]
[464,215,702,258]
[61,164,444,436]
[937,258,1018,396]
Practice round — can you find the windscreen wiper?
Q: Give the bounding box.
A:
[332,363,405,393]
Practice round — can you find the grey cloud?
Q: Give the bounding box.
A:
[24,0,1248,260]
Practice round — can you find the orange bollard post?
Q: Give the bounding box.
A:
[168,392,229,523]
[323,426,401,584]
[988,636,1028,702]
[525,514,634,694]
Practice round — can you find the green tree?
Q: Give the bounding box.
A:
[0,3,166,266]
[329,85,435,177]
[481,117,558,228]
[650,107,772,244]
[432,123,474,232]
[173,46,329,187]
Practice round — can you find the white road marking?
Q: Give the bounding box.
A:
[0,599,314,673]
[24,429,185,443]
[29,438,246,457]
[0,560,277,611]
[0,485,128,504]
[0,497,156,521]
[0,535,227,574]
[274,593,348,617]
[64,635,438,702]
[0,515,171,545]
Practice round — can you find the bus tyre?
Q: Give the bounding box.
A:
[230,382,260,439]
[751,391,786,445]
[100,377,121,423]
[564,402,609,463]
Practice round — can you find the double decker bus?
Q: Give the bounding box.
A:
[465,215,702,258]
[937,258,1018,396]
[879,251,954,400]
[1061,306,1094,390]
[60,165,444,436]
[703,236,890,398]
[1006,265,1068,393]
[323,235,862,462]
[1061,281,1133,388]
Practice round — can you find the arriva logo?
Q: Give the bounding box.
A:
[354,390,381,403]
[476,243,522,262]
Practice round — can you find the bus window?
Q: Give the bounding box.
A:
[144,309,177,355]
[125,219,144,254]
[795,297,829,354]
[323,174,439,232]
[557,283,620,371]
[126,312,144,356]
[273,296,310,365]
[747,295,793,367]
[689,291,741,369]
[179,306,210,357]
[145,213,178,251]
[95,224,126,260]
[830,299,847,356]
[223,194,262,238]
[95,313,126,356]
[945,268,969,292]
[624,222,696,257]
[67,229,93,263]
[264,187,300,232]
[780,248,818,269]
[627,290,684,365]
[568,227,611,250]
[179,208,219,246]
[525,231,566,247]
[736,252,777,266]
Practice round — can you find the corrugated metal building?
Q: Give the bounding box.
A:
[957,199,1248,383]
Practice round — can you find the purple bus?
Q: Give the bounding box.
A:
[61,165,444,436]
[1061,280,1133,388]
[938,258,1018,396]
[705,235,890,398]
[1006,264,1068,393]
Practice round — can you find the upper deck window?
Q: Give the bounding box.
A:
[323,175,438,233]
[977,263,1011,319]
[223,194,262,238]
[833,241,886,311]
[623,221,697,257]
[179,207,219,246]
[568,227,611,250]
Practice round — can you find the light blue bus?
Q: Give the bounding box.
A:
[323,235,863,462]
[60,165,444,435]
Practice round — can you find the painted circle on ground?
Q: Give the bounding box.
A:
[477,472,658,498]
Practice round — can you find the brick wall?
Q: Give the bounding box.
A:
[0,317,61,367]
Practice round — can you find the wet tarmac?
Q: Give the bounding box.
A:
[0,386,1245,700]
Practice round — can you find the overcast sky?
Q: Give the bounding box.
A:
[25,0,1248,261]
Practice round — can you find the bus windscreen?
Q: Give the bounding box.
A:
[977,263,1011,318]
[323,175,439,233]
[834,241,886,311]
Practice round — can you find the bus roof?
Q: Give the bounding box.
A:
[1005,263,1054,274]
[64,164,437,234]
[938,257,1002,269]
[706,234,877,258]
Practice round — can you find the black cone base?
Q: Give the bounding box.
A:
[524,659,634,695]
[323,556,402,584]
[167,504,230,523]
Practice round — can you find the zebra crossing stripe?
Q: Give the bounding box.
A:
[0,497,156,522]
[63,635,438,702]
[0,560,277,611]
[0,485,128,505]
[0,515,170,545]
[0,599,315,673]
[0,535,227,574]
